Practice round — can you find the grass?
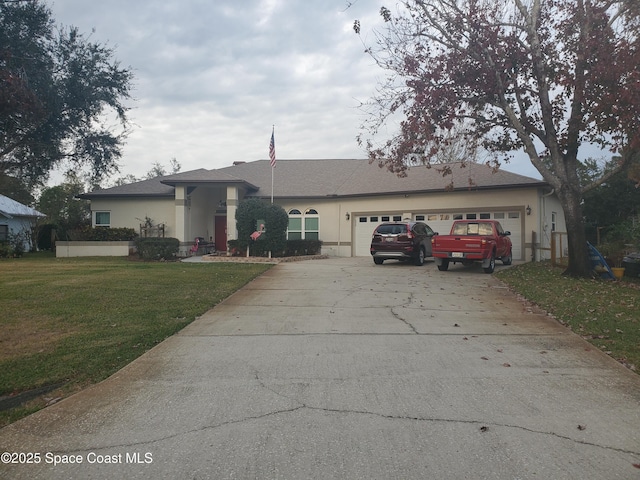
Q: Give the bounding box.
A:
[0,252,272,426]
[496,261,640,372]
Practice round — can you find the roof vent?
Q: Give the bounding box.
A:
[232,161,246,166]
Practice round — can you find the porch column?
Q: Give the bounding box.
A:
[226,186,239,253]
[175,185,188,242]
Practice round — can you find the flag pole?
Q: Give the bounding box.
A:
[268,125,276,259]
[269,125,275,204]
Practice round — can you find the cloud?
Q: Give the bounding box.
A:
[46,0,542,184]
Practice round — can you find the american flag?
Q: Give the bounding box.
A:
[269,129,276,168]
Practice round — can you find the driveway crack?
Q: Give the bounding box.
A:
[71,405,639,458]
[390,292,419,334]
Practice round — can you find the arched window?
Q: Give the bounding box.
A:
[303,208,319,240]
[288,209,302,240]
[287,208,319,240]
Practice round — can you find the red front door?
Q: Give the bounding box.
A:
[215,216,227,252]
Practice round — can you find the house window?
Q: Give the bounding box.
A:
[370,216,379,222]
[508,212,520,219]
[453,214,463,220]
[494,212,505,219]
[305,208,319,240]
[415,215,425,221]
[381,216,390,222]
[95,211,111,227]
[466,213,477,220]
[393,215,402,221]
[440,214,451,221]
[359,217,367,222]
[427,214,438,221]
[287,209,302,240]
[480,213,491,219]
[0,225,7,241]
[287,208,319,240]
[551,212,557,232]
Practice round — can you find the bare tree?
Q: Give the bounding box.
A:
[355,0,640,277]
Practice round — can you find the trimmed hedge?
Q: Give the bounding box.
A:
[134,237,180,260]
[69,226,138,241]
[284,239,322,256]
[228,239,322,258]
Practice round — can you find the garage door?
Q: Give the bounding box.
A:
[354,214,404,257]
[354,211,522,260]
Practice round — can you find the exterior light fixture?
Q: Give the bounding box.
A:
[345,212,350,220]
[526,205,532,215]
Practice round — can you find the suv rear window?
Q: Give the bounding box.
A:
[375,224,408,235]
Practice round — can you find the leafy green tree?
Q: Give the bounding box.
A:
[37,175,90,233]
[582,157,640,240]
[0,0,133,189]
[0,173,33,205]
[355,0,640,277]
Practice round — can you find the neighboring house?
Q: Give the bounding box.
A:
[78,159,566,261]
[0,194,46,252]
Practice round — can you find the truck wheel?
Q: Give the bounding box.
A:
[373,257,384,265]
[414,248,425,266]
[437,259,449,271]
[483,254,495,274]
[502,249,512,265]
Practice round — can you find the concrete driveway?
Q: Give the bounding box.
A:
[1,257,639,479]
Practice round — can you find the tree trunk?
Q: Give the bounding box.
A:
[557,185,592,277]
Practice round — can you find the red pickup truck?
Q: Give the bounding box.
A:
[431,220,513,273]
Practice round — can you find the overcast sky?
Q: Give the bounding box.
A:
[47,0,543,183]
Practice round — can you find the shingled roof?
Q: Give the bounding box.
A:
[222,159,546,198]
[79,159,546,199]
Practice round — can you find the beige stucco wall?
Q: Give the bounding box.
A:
[88,185,564,260]
[56,241,135,257]
[90,197,175,237]
[276,187,544,259]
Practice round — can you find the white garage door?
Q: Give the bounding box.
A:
[354,211,523,260]
[354,214,404,257]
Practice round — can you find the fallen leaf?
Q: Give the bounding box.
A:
[502,363,511,367]
[481,356,489,361]
[577,425,586,431]
[454,323,460,327]
[497,349,503,353]
[480,426,489,432]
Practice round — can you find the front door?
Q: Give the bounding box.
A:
[215,216,227,252]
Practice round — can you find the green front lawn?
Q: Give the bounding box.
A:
[0,253,272,426]
[497,261,639,372]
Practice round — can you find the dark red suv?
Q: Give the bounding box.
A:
[370,221,437,266]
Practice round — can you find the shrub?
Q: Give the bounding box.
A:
[135,237,179,260]
[69,226,138,241]
[231,239,323,258]
[235,199,288,253]
[284,239,323,256]
[0,242,12,258]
